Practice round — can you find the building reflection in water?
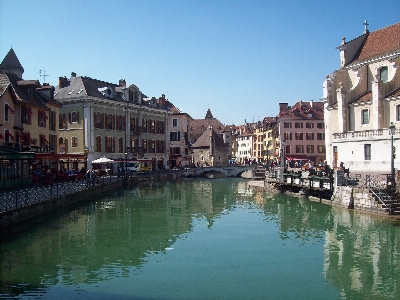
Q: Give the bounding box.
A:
[0,178,400,299]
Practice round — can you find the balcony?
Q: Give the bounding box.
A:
[333,128,400,140]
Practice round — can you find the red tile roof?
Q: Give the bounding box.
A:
[350,22,400,65]
[278,100,324,120]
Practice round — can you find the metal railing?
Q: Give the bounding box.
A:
[0,175,121,215]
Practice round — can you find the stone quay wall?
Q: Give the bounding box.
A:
[331,186,383,213]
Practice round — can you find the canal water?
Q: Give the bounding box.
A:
[1,178,400,300]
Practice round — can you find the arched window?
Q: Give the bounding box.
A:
[380,66,388,83]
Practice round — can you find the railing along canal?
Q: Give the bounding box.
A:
[0,175,121,215]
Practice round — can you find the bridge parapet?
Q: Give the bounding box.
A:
[185,166,253,177]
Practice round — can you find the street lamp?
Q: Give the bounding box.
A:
[280,139,286,169]
[124,152,128,177]
[389,122,396,180]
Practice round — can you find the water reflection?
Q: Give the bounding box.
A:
[1,178,400,299]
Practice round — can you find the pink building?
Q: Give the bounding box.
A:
[278,101,326,165]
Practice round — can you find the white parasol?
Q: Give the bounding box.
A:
[92,157,115,164]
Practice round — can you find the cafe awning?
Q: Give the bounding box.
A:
[285,155,311,161]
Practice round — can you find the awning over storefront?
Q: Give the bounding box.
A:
[285,155,312,161]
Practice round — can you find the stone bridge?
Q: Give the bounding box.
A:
[184,166,253,178]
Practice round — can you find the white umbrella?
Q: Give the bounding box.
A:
[92,157,115,164]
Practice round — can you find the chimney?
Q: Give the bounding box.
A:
[119,79,126,87]
[58,76,67,88]
[279,103,288,111]
[309,100,313,107]
[71,72,76,78]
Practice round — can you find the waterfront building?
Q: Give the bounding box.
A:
[236,133,252,165]
[0,49,61,155]
[191,125,230,167]
[169,110,193,168]
[252,121,264,163]
[188,108,225,144]
[55,74,172,171]
[278,101,326,165]
[262,117,278,163]
[323,21,400,172]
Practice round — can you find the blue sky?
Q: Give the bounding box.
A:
[1,0,399,125]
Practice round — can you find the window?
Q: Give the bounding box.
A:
[307,145,314,153]
[38,110,47,127]
[284,132,292,140]
[49,111,56,131]
[71,136,78,147]
[397,105,400,122]
[106,136,114,153]
[296,145,303,153]
[171,147,180,154]
[94,112,102,129]
[364,144,371,160]
[285,145,291,154]
[361,109,369,125]
[306,133,314,140]
[96,136,102,152]
[118,137,123,153]
[317,133,325,140]
[295,133,303,140]
[283,122,292,128]
[306,123,314,128]
[107,114,113,129]
[317,145,326,153]
[71,111,79,123]
[294,122,303,128]
[142,139,147,153]
[170,131,180,141]
[317,123,324,129]
[22,107,32,125]
[172,118,178,127]
[380,66,388,83]
[4,103,9,122]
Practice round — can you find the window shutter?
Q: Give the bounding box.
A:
[93,112,97,127]
[101,113,105,129]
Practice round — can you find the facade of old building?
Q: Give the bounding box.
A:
[55,74,172,171]
[0,49,61,155]
[169,111,193,168]
[191,126,230,167]
[323,22,400,172]
[262,117,278,163]
[278,101,326,165]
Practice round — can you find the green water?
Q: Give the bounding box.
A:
[1,178,400,299]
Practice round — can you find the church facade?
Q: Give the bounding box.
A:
[323,21,400,172]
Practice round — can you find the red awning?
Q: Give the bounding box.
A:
[25,133,34,143]
[6,131,14,140]
[15,131,23,138]
[41,135,49,144]
[285,155,311,161]
[0,133,3,139]
[40,111,48,119]
[6,104,14,114]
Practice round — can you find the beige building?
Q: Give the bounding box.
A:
[169,112,193,168]
[323,22,400,172]
[0,49,61,154]
[55,74,172,171]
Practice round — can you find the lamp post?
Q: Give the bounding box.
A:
[280,139,286,169]
[124,152,128,177]
[389,122,396,181]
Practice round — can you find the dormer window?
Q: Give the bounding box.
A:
[380,66,388,83]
